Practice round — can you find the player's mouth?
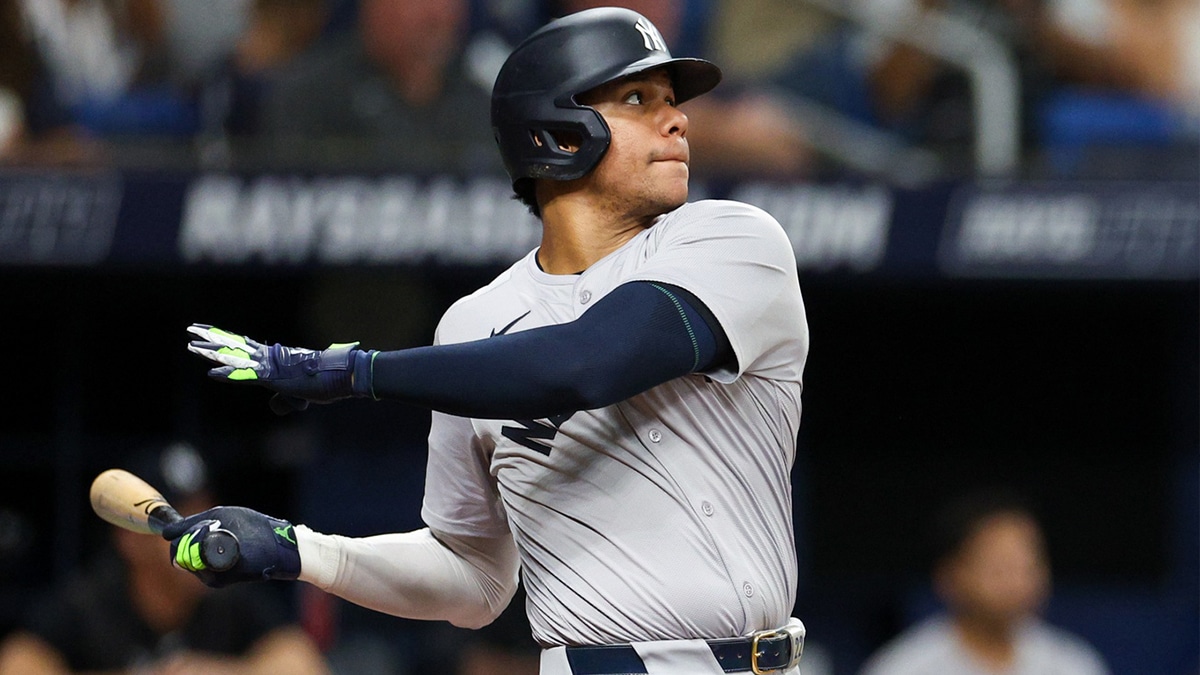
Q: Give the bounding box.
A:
[652,140,689,165]
[653,152,689,165]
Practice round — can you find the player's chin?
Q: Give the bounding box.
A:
[653,191,689,216]
[653,164,690,202]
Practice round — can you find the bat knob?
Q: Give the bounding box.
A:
[202,529,241,572]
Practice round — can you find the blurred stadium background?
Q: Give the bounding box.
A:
[0,0,1195,674]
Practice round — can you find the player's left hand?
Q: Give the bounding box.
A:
[187,324,364,415]
[164,505,301,588]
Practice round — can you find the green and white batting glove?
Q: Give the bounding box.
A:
[165,506,300,588]
[187,324,372,415]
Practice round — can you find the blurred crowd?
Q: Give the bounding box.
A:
[0,0,1195,181]
[0,3,1193,675]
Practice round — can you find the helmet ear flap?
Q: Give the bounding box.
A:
[499,103,611,181]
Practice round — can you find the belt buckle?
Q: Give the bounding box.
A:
[750,620,805,674]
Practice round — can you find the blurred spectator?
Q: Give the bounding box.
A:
[1003,0,1199,115]
[857,489,1110,675]
[193,0,330,147]
[554,0,683,48]
[469,0,546,45]
[0,0,105,165]
[0,0,330,166]
[998,0,1199,175]
[744,0,979,156]
[860,0,968,142]
[150,0,253,89]
[217,0,325,79]
[707,0,837,84]
[155,0,328,142]
[0,441,330,675]
[255,0,502,173]
[0,0,34,158]
[552,0,814,179]
[14,0,197,139]
[723,0,1197,178]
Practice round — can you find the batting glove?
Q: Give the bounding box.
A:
[164,506,301,588]
[187,324,374,415]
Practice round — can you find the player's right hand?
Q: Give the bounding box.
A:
[164,506,301,588]
[187,324,369,415]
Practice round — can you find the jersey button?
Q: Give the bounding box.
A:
[743,582,755,597]
[647,429,662,443]
[701,501,714,516]
[579,290,592,304]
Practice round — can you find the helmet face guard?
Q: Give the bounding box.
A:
[491,7,722,184]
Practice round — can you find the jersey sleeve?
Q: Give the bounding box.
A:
[627,200,808,384]
[419,319,511,539]
[421,411,509,538]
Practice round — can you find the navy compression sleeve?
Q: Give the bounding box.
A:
[354,281,732,419]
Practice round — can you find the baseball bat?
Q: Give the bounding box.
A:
[89,468,240,572]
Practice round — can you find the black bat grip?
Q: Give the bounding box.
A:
[149,505,242,572]
[200,529,241,572]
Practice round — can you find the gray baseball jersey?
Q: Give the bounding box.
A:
[421,199,809,647]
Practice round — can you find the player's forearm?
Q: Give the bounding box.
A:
[295,525,519,629]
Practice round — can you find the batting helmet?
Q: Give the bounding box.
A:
[490,7,722,185]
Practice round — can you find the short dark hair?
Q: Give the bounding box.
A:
[928,488,1040,569]
[512,178,541,218]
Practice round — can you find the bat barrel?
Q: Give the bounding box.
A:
[89,469,173,536]
[90,468,240,573]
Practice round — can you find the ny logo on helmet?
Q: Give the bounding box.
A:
[635,17,667,52]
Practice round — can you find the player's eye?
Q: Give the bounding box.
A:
[623,90,643,105]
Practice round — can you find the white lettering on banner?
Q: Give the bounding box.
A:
[179,175,240,262]
[956,195,1097,263]
[371,176,424,262]
[179,175,540,264]
[315,177,375,263]
[0,174,121,264]
[1099,192,1199,275]
[248,176,315,264]
[731,183,891,272]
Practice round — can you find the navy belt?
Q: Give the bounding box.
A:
[564,629,801,674]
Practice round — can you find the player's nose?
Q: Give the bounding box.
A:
[660,104,688,138]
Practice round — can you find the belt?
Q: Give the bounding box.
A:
[564,621,805,674]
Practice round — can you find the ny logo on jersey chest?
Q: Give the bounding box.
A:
[501,412,575,456]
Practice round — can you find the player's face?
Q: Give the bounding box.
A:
[576,69,691,219]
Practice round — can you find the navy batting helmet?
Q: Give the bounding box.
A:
[490,7,722,185]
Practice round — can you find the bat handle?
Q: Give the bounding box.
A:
[149,505,242,572]
[201,529,241,572]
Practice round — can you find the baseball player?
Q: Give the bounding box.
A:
[172,8,810,675]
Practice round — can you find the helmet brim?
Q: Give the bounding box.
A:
[603,56,723,105]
